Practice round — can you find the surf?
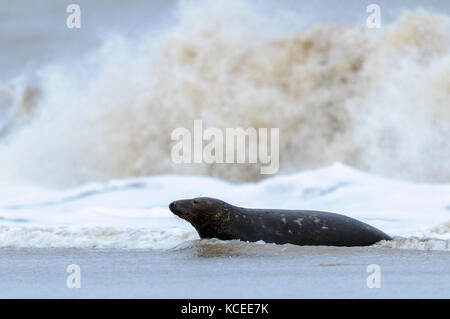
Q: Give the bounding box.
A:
[0,2,449,187]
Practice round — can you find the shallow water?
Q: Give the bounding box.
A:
[1,243,449,298]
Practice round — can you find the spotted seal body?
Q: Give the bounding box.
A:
[169,197,391,247]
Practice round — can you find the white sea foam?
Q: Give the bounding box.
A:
[0,164,448,250]
[0,226,198,249]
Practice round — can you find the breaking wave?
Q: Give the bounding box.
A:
[0,1,449,187]
[1,225,448,251]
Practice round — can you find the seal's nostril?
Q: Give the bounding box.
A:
[169,202,176,210]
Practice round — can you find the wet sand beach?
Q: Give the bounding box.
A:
[1,242,449,298]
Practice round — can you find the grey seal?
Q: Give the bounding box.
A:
[169,197,391,247]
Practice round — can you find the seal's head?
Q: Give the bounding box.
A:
[169,197,232,233]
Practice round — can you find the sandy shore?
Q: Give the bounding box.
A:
[0,242,449,298]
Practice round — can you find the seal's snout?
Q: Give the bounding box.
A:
[169,199,191,218]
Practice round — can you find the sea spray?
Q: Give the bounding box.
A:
[0,3,449,187]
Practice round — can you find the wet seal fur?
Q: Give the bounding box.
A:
[169,197,392,247]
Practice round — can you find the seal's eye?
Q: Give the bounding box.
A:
[193,199,199,205]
